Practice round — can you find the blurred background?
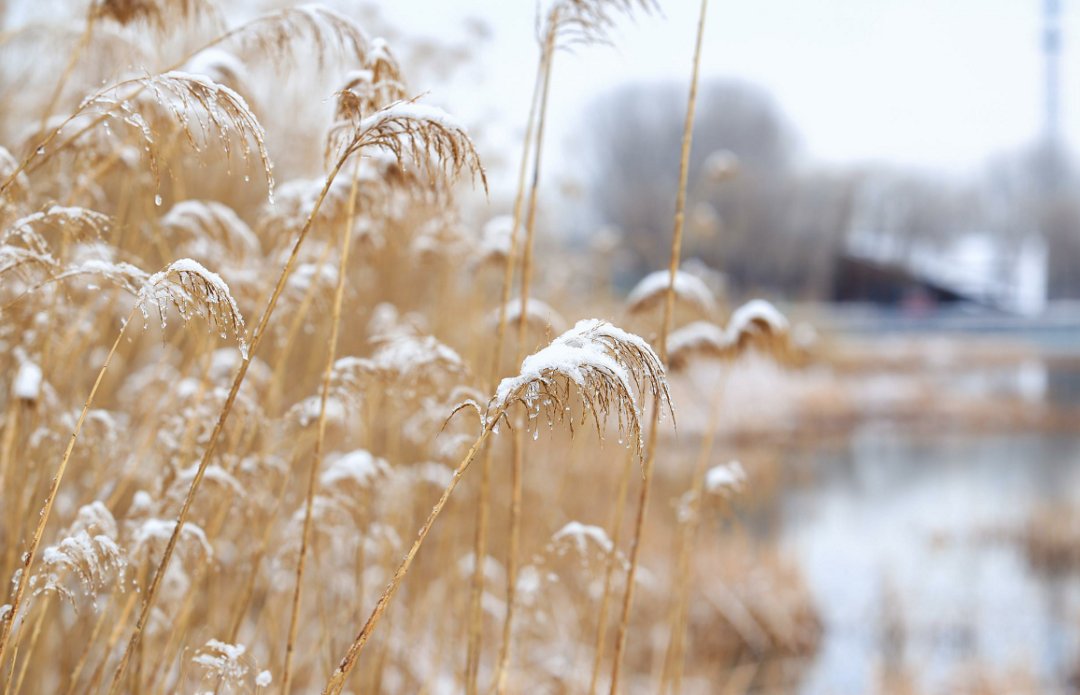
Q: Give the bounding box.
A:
[4,0,1080,692]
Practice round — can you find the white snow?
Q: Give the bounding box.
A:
[359,101,467,135]
[705,461,746,496]
[666,321,734,358]
[489,297,565,332]
[13,360,42,400]
[493,319,636,414]
[551,521,613,555]
[626,269,715,313]
[727,299,789,337]
[320,450,389,489]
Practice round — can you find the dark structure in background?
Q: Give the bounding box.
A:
[588,1,1074,307]
[832,257,965,312]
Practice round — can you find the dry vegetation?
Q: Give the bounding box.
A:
[0,1,822,693]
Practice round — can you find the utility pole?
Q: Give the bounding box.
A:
[1042,0,1064,188]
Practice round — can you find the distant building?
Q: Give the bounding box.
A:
[833,230,1048,315]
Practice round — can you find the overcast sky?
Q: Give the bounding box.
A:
[377,0,1078,178]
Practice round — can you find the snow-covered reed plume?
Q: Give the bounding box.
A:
[135,259,247,350]
[81,71,273,191]
[485,319,672,455]
[489,298,566,335]
[160,200,261,260]
[327,98,486,191]
[335,38,407,122]
[705,460,747,498]
[30,501,126,608]
[222,4,371,67]
[540,0,659,48]
[185,638,270,694]
[3,205,109,255]
[94,0,218,31]
[625,269,715,316]
[667,299,791,369]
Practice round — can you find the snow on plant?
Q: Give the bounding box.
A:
[30,501,127,609]
[705,460,747,497]
[135,258,247,352]
[626,269,715,316]
[326,97,486,192]
[484,319,673,456]
[187,638,262,694]
[667,299,791,369]
[489,297,566,334]
[728,298,789,338]
[71,70,274,193]
[160,200,261,260]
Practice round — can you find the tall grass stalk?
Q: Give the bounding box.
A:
[0,303,138,682]
[322,427,495,695]
[465,57,543,695]
[282,157,363,694]
[609,1,709,692]
[491,19,558,693]
[106,152,352,695]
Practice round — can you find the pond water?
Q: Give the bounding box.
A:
[782,425,1080,693]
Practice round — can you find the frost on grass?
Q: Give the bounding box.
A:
[551,521,614,557]
[327,98,486,193]
[189,638,261,694]
[626,269,715,316]
[705,460,747,497]
[135,258,248,357]
[667,300,791,369]
[3,206,110,256]
[30,502,127,610]
[475,214,515,266]
[486,319,672,456]
[75,70,273,195]
[131,518,213,561]
[728,299,789,339]
[320,450,390,490]
[161,200,261,259]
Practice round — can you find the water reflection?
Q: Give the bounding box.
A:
[783,425,1080,693]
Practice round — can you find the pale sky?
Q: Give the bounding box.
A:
[377,1,1078,178]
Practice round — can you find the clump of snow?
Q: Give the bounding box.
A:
[626,269,715,314]
[727,299,788,337]
[551,521,613,556]
[13,360,42,400]
[705,461,746,497]
[321,450,390,489]
[358,101,467,136]
[489,298,566,333]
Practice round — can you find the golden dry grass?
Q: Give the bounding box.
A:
[0,2,822,694]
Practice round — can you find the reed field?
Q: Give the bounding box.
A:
[3,1,1073,694]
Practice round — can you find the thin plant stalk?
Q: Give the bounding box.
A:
[491,21,557,693]
[609,1,708,692]
[0,303,139,682]
[106,152,354,695]
[660,381,724,694]
[281,156,362,694]
[587,449,636,695]
[464,55,543,695]
[38,8,97,134]
[321,427,494,695]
